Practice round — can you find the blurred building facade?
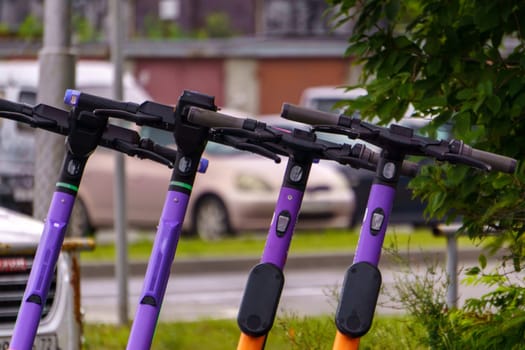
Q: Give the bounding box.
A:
[0,0,357,115]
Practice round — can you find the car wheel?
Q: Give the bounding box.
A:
[67,198,93,237]
[193,195,232,240]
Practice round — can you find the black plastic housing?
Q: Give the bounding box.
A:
[237,263,285,337]
[335,262,382,338]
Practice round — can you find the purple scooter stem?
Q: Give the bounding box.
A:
[353,184,396,266]
[125,90,216,349]
[261,186,304,269]
[237,158,312,345]
[9,191,75,350]
[333,157,402,343]
[126,190,189,350]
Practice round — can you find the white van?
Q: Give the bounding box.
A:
[0,60,152,219]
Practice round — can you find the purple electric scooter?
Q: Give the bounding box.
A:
[63,89,223,350]
[63,89,306,349]
[63,89,318,349]
[280,103,517,350]
[0,99,185,350]
[186,106,419,350]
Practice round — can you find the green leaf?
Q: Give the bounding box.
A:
[492,174,512,189]
[428,191,446,214]
[345,40,369,57]
[508,78,524,97]
[393,35,414,49]
[417,96,447,110]
[478,79,493,96]
[385,0,400,21]
[479,254,487,269]
[454,111,471,136]
[423,36,440,55]
[426,58,442,76]
[485,95,501,114]
[473,95,486,113]
[466,266,481,276]
[456,88,476,100]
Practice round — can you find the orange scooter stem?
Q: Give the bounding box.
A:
[333,330,360,350]
[237,333,266,350]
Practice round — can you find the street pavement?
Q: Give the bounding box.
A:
[79,228,506,324]
[81,256,496,324]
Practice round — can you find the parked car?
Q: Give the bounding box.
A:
[0,63,355,239]
[0,60,154,236]
[0,206,89,349]
[296,85,434,227]
[0,60,151,210]
[76,120,356,240]
[299,85,368,116]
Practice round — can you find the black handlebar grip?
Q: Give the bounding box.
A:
[281,103,340,126]
[461,145,517,173]
[0,98,33,115]
[64,89,140,113]
[187,106,246,129]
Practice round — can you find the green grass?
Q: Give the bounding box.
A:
[80,227,476,262]
[83,315,426,349]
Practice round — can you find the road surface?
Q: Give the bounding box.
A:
[81,263,492,324]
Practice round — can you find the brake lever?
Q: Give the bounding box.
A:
[94,108,163,125]
[423,140,479,162]
[324,146,376,171]
[0,111,37,126]
[113,139,174,168]
[442,153,491,171]
[140,138,177,163]
[209,130,282,162]
[313,125,360,139]
[31,114,61,129]
[239,142,281,163]
[340,156,376,171]
[214,126,281,143]
[0,109,61,130]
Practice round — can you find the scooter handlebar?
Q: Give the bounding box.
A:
[282,103,517,174]
[281,103,340,126]
[460,144,516,173]
[187,106,252,129]
[64,89,140,114]
[0,98,34,116]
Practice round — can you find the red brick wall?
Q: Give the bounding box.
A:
[257,58,350,114]
[134,58,224,106]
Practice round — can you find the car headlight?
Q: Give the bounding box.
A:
[236,174,273,192]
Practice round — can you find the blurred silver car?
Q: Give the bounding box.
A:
[75,124,356,240]
[0,207,90,349]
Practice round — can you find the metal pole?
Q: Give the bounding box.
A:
[34,0,75,222]
[446,233,458,309]
[36,0,77,347]
[109,0,129,325]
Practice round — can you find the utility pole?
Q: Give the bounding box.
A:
[35,0,78,348]
[34,1,75,221]
[109,0,129,325]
